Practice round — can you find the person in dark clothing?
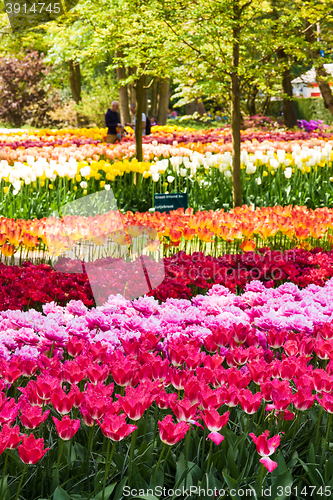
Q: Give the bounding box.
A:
[105,101,123,144]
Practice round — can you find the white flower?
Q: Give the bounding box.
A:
[224,170,232,179]
[12,180,22,194]
[25,178,31,185]
[257,177,262,185]
[269,158,279,170]
[180,168,187,177]
[104,184,111,191]
[80,181,88,189]
[167,176,175,183]
[284,167,292,179]
[152,173,160,182]
[150,165,159,175]
[246,163,256,174]
[80,166,91,177]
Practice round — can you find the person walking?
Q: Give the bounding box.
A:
[105,101,123,144]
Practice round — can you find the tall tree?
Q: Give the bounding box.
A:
[153,0,273,207]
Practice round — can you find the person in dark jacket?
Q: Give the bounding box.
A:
[105,101,123,144]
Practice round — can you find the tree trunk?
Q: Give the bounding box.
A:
[115,52,130,124]
[69,60,81,104]
[276,49,297,128]
[185,101,197,115]
[157,78,170,125]
[150,78,159,118]
[135,75,144,162]
[305,24,333,116]
[231,1,242,208]
[247,85,258,115]
[142,75,149,116]
[128,67,136,106]
[196,100,206,116]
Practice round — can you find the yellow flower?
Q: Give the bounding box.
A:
[271,170,274,175]
[49,184,53,190]
[73,186,78,191]
[100,181,105,188]
[3,186,8,194]
[83,190,87,195]
[75,175,82,182]
[263,171,268,177]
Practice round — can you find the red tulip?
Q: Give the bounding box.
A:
[158,415,190,446]
[249,430,280,472]
[53,416,80,440]
[99,414,137,441]
[18,434,49,464]
[0,424,22,454]
[20,404,50,429]
[50,387,76,415]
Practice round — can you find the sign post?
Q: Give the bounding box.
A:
[154,193,188,214]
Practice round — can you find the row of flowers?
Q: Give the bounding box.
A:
[0,281,333,497]
[1,138,333,215]
[1,248,333,311]
[0,205,332,261]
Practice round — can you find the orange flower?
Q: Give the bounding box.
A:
[0,234,7,246]
[240,240,256,252]
[197,227,213,242]
[169,228,183,242]
[6,228,22,246]
[1,243,16,257]
[183,227,196,241]
[295,227,309,240]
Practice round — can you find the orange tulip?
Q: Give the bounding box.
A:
[240,240,256,252]
[169,228,183,242]
[197,227,213,243]
[1,243,16,257]
[295,227,309,240]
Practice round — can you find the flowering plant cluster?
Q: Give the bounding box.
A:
[297,119,329,133]
[2,247,333,311]
[0,281,333,498]
[1,204,333,262]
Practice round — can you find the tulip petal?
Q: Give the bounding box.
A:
[207,431,224,445]
[260,456,278,472]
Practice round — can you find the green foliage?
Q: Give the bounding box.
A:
[295,98,333,125]
[75,75,119,127]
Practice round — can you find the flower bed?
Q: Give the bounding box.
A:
[2,248,333,311]
[0,282,333,498]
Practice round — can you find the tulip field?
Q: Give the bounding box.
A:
[2,125,333,500]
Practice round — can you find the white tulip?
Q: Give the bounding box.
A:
[224,170,231,178]
[284,167,292,178]
[105,184,111,191]
[167,176,175,183]
[80,181,88,189]
[246,163,256,174]
[256,177,262,185]
[80,166,91,177]
[180,168,187,177]
[152,173,160,182]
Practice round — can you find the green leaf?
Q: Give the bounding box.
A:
[53,487,71,500]
[270,470,294,500]
[226,446,239,479]
[95,483,117,500]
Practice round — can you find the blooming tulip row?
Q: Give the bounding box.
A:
[0,280,333,498]
[2,247,333,311]
[2,133,333,214]
[0,205,332,263]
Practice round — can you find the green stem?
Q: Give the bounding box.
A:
[0,449,9,495]
[15,463,27,500]
[206,440,214,473]
[321,413,332,467]
[154,443,167,482]
[102,440,116,500]
[128,427,138,484]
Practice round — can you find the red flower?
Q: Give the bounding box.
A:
[50,387,76,415]
[171,398,199,423]
[53,416,80,440]
[118,387,153,421]
[18,434,49,464]
[239,390,262,414]
[0,424,22,454]
[0,398,18,426]
[158,415,190,446]
[99,414,137,441]
[249,430,280,472]
[20,404,50,429]
[35,376,60,402]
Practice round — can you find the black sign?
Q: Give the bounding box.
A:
[154,193,188,213]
